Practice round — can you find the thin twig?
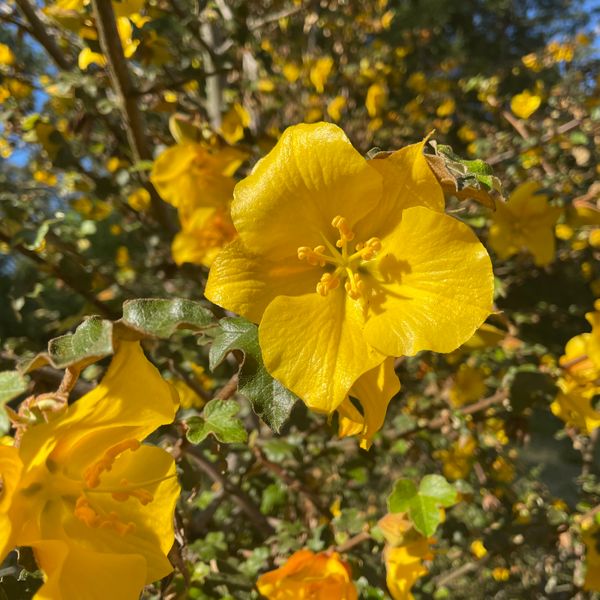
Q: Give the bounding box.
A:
[13,0,73,70]
[91,0,172,230]
[334,530,371,553]
[184,446,275,538]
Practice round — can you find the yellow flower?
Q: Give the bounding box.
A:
[127,187,151,212]
[470,539,487,559]
[327,95,347,122]
[436,98,456,117]
[510,90,542,119]
[150,143,245,219]
[220,103,251,145]
[547,41,574,63]
[310,56,334,93]
[551,303,600,433]
[171,205,237,268]
[449,364,487,407]
[492,567,510,581]
[78,47,106,70]
[206,123,493,438]
[522,53,542,72]
[257,549,357,600]
[282,62,301,83]
[384,536,433,600]
[583,526,600,591]
[0,43,15,66]
[365,82,388,118]
[491,456,515,483]
[489,182,562,266]
[0,341,180,600]
[435,434,476,480]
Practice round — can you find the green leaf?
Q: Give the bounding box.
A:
[0,371,29,406]
[387,479,417,513]
[209,317,297,433]
[120,298,214,338]
[186,399,247,444]
[0,371,29,434]
[387,475,458,537]
[47,316,114,369]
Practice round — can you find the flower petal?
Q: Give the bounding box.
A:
[0,446,22,559]
[206,238,322,322]
[62,444,178,581]
[364,206,493,356]
[32,539,148,600]
[338,358,401,449]
[19,341,179,472]
[232,122,382,259]
[259,288,385,413]
[355,140,444,240]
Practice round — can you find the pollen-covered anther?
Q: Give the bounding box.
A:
[359,237,382,260]
[111,479,154,505]
[84,439,141,489]
[344,271,365,300]
[74,496,101,528]
[297,245,329,266]
[332,215,355,248]
[316,272,341,297]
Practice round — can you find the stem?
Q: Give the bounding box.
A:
[90,0,172,231]
[13,0,73,70]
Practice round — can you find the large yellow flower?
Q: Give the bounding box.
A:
[206,123,493,421]
[489,182,562,266]
[150,143,245,220]
[256,549,357,600]
[0,341,180,600]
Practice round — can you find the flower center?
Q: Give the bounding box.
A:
[73,438,175,536]
[20,439,175,538]
[297,215,381,300]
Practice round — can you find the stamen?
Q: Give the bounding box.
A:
[84,439,141,489]
[344,269,364,300]
[316,272,340,297]
[349,237,382,261]
[74,496,137,536]
[332,215,355,252]
[297,245,338,267]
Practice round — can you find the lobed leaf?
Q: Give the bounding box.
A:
[186,399,247,444]
[209,317,297,433]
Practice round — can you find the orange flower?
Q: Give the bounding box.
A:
[257,549,357,600]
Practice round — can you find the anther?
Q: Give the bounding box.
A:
[111,479,154,505]
[84,439,141,489]
[316,272,340,297]
[332,215,355,248]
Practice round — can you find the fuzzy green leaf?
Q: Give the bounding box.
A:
[186,399,247,444]
[209,317,297,433]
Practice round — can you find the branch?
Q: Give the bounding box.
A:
[399,390,509,439]
[90,0,172,230]
[184,445,275,538]
[13,0,73,70]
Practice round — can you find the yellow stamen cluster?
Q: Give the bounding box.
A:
[84,439,141,489]
[74,496,136,536]
[298,215,381,301]
[111,480,154,504]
